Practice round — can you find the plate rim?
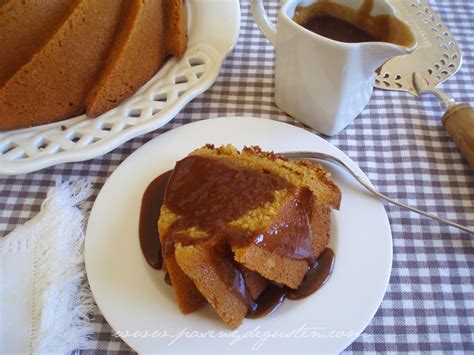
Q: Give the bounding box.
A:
[85,116,393,354]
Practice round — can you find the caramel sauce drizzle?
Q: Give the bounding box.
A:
[139,157,335,319]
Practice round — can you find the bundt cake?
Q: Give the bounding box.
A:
[0,0,187,131]
[158,145,341,329]
[0,0,73,86]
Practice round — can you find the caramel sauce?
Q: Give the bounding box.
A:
[247,248,335,318]
[138,156,335,319]
[301,14,377,43]
[139,170,172,270]
[247,284,286,319]
[164,271,172,286]
[162,155,314,304]
[164,155,313,261]
[213,243,253,307]
[252,188,314,262]
[286,248,335,300]
[293,0,415,46]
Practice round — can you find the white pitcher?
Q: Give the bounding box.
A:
[251,0,416,135]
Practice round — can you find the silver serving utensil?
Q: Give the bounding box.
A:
[412,72,456,109]
[281,151,473,234]
[375,1,474,167]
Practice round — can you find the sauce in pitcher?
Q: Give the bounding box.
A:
[293,0,415,46]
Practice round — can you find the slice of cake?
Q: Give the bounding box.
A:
[158,205,268,315]
[175,240,251,329]
[164,0,187,58]
[158,205,207,314]
[158,144,341,329]
[86,0,167,117]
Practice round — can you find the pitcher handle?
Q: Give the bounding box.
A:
[250,0,278,46]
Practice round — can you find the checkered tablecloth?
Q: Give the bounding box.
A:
[1,0,473,353]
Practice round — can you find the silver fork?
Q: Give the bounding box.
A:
[281,151,473,234]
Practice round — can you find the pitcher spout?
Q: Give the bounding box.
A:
[362,42,414,74]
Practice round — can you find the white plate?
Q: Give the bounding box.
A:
[85,117,392,354]
[0,0,240,175]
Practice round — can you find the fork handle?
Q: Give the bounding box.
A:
[442,103,474,168]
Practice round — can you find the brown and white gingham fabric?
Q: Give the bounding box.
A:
[1,1,473,353]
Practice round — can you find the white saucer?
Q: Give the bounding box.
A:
[85,117,392,354]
